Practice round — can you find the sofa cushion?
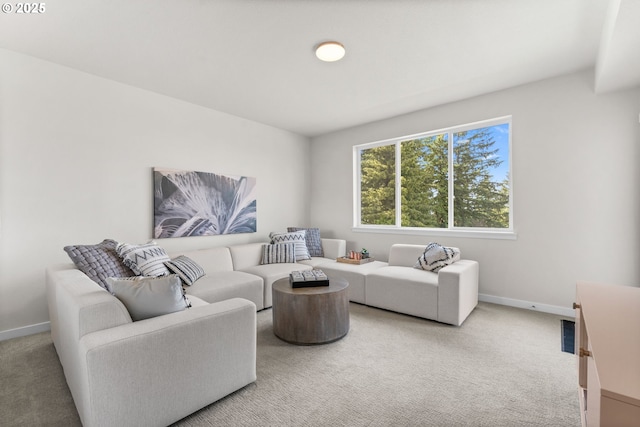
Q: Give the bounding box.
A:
[105,275,191,321]
[261,243,296,264]
[287,227,324,257]
[63,239,135,289]
[185,271,264,310]
[240,263,311,307]
[165,255,205,286]
[270,231,310,260]
[414,242,460,272]
[116,242,171,276]
[366,266,439,320]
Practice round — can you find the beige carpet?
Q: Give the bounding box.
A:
[1,302,580,426]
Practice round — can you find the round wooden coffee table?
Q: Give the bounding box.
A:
[272,277,349,345]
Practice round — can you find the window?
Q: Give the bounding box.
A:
[355,117,512,237]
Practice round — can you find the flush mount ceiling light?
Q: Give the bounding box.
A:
[315,41,345,62]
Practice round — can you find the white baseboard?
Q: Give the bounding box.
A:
[0,321,50,342]
[479,294,575,318]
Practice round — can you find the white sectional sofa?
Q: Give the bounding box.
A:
[47,237,345,426]
[47,236,476,426]
[321,244,479,326]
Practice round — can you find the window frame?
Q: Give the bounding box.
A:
[353,116,515,240]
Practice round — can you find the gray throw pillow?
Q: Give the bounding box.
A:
[414,242,461,272]
[261,243,296,264]
[287,227,324,257]
[105,275,191,321]
[165,255,206,286]
[64,239,135,289]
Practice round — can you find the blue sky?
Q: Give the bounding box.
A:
[458,123,510,183]
[488,123,510,182]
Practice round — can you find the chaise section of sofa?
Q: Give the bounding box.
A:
[365,244,479,326]
[46,264,257,427]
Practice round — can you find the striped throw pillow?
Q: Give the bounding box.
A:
[269,231,310,260]
[165,256,206,286]
[261,243,296,264]
[287,227,324,257]
[116,242,171,277]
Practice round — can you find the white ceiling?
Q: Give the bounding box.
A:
[1,0,638,137]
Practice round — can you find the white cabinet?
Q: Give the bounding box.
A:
[575,282,640,427]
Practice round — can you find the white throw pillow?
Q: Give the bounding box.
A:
[116,242,171,276]
[269,231,310,261]
[415,242,460,272]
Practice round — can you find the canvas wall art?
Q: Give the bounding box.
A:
[153,168,257,238]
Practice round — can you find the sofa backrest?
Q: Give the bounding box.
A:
[320,238,346,259]
[388,244,461,267]
[178,247,234,274]
[228,243,264,271]
[388,244,428,267]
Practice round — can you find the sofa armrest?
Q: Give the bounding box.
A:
[75,298,257,427]
[437,260,479,326]
[321,238,346,259]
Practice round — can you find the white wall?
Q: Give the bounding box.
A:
[0,49,311,336]
[310,70,640,313]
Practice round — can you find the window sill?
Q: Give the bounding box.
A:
[352,226,517,240]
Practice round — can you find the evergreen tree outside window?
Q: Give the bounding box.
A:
[356,117,512,234]
[360,144,396,225]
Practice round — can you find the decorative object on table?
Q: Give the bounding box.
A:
[289,269,330,288]
[336,256,375,265]
[337,249,375,264]
[153,167,257,238]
